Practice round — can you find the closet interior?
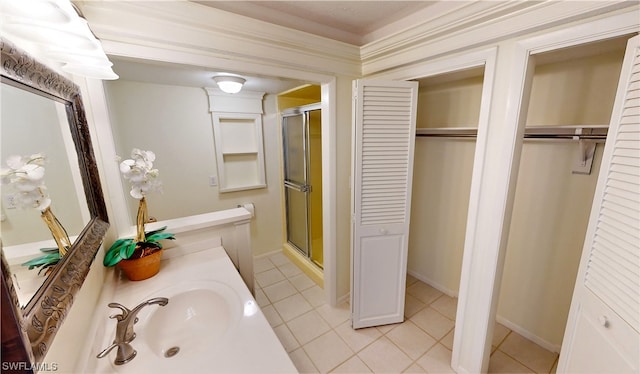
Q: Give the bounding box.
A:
[497,35,629,354]
[408,66,484,296]
[408,34,630,368]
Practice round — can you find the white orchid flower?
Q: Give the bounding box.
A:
[36,197,52,210]
[119,158,134,172]
[1,153,51,210]
[22,163,45,181]
[20,191,51,210]
[6,155,25,170]
[118,148,162,200]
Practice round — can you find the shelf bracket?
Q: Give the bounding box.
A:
[572,128,597,175]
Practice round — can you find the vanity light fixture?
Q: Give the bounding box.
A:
[0,0,118,80]
[213,75,246,94]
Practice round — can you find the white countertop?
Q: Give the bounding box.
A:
[90,247,297,373]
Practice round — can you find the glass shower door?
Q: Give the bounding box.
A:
[282,113,310,256]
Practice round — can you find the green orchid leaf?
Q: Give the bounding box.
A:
[22,258,46,268]
[22,253,60,266]
[103,249,123,267]
[109,239,133,254]
[104,238,135,266]
[22,253,61,270]
[108,238,133,251]
[146,232,176,242]
[145,226,168,237]
[119,241,137,260]
[39,247,59,254]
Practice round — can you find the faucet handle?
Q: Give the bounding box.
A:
[96,341,137,365]
[97,342,119,359]
[107,302,130,320]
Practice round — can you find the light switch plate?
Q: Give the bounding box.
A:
[3,194,17,209]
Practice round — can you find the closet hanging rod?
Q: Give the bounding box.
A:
[415,125,608,140]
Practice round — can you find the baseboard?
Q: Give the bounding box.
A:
[407,270,458,297]
[495,315,561,353]
[253,248,285,260]
[336,292,350,306]
[405,271,560,354]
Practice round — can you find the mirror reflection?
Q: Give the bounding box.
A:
[1,81,90,306]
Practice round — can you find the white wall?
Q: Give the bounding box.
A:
[416,73,484,128]
[408,138,476,295]
[104,81,216,219]
[526,46,628,126]
[103,80,284,256]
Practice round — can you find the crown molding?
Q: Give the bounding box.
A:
[360,1,473,45]
[75,1,361,77]
[76,1,638,80]
[361,0,528,58]
[361,1,639,76]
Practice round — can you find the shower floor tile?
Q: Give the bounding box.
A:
[254,252,559,373]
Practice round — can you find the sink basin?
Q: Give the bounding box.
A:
[94,248,297,374]
[139,280,243,360]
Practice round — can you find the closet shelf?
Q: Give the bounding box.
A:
[416,125,608,141]
[524,125,608,140]
[416,127,477,138]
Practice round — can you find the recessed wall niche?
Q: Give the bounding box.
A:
[205,88,267,192]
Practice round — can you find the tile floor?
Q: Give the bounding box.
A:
[254,252,559,373]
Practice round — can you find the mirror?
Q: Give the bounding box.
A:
[0,38,109,366]
[1,82,90,307]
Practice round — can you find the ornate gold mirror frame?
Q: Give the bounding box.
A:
[0,38,110,369]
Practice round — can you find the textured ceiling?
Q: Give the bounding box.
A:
[192,1,438,45]
[109,56,307,94]
[110,1,444,92]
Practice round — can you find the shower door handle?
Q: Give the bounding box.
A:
[285,181,311,193]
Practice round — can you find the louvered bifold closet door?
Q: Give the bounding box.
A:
[351,80,418,329]
[583,36,640,334]
[559,35,639,373]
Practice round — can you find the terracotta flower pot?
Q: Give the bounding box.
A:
[117,249,163,281]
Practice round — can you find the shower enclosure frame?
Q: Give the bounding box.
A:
[282,103,322,267]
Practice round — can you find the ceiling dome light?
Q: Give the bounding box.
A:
[213,75,246,94]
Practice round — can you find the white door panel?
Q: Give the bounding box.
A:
[353,233,407,327]
[559,35,640,372]
[563,294,638,373]
[351,80,419,329]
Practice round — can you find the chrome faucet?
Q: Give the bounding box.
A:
[97,297,169,365]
